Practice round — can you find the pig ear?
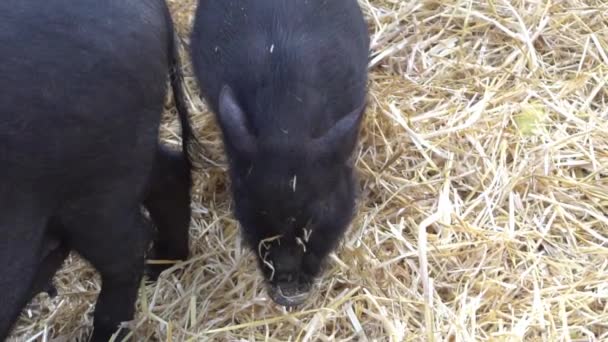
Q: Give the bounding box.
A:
[218,85,257,157]
[311,101,366,162]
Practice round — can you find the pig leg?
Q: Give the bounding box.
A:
[28,239,70,299]
[62,203,150,342]
[0,214,46,340]
[143,145,192,280]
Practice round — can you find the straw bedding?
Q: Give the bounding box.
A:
[9,0,608,341]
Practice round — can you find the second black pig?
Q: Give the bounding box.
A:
[191,0,370,306]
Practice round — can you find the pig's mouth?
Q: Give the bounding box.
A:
[268,280,311,307]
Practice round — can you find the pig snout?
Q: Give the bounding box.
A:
[269,281,310,307]
[267,250,311,307]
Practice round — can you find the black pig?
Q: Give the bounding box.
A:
[0,0,193,341]
[191,0,370,306]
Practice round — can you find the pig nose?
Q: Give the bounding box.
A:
[268,251,310,307]
[274,255,299,275]
[276,272,296,283]
[269,282,310,307]
[272,245,302,270]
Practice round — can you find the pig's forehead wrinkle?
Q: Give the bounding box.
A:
[249,187,309,212]
[245,92,327,141]
[255,143,312,162]
[248,156,311,180]
[251,91,325,125]
[246,170,321,199]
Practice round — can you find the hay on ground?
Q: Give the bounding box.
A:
[9,0,608,341]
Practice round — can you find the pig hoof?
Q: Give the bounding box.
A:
[44,283,58,298]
